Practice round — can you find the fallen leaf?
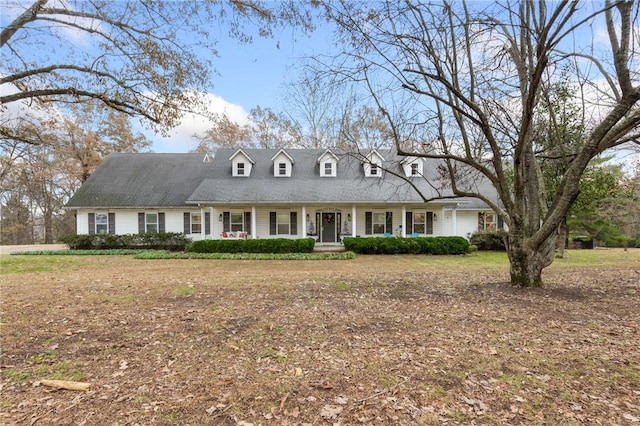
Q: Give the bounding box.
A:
[320,404,343,420]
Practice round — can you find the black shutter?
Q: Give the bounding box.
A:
[386,212,393,233]
[244,212,251,235]
[88,213,95,235]
[365,212,372,235]
[184,212,191,234]
[290,212,297,235]
[269,212,277,235]
[405,212,413,234]
[108,213,115,235]
[138,212,145,234]
[159,212,165,233]
[498,215,504,230]
[205,212,211,235]
[223,212,230,232]
[426,212,434,234]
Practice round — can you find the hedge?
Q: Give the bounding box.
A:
[342,236,470,255]
[58,233,191,251]
[469,230,507,251]
[187,238,315,254]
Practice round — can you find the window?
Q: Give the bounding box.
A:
[370,163,379,176]
[145,213,158,233]
[413,212,425,233]
[277,211,290,234]
[372,212,386,234]
[478,212,497,230]
[324,162,333,176]
[230,212,244,232]
[411,163,419,176]
[278,162,287,176]
[95,213,108,234]
[191,213,202,233]
[237,162,245,175]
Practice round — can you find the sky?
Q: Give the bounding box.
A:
[143,22,337,153]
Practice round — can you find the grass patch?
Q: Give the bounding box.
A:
[134,251,357,260]
[104,294,136,303]
[175,286,196,296]
[6,370,31,383]
[12,249,167,256]
[0,255,79,274]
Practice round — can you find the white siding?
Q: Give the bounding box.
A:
[74,206,483,240]
[453,210,479,239]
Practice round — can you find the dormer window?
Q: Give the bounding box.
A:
[402,156,424,177]
[230,149,255,177]
[271,149,294,177]
[364,149,385,177]
[318,149,338,177]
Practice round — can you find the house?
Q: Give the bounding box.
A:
[64,148,501,243]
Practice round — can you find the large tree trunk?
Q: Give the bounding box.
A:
[506,227,556,287]
[555,218,568,259]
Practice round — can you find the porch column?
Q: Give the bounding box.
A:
[451,205,458,236]
[401,205,406,237]
[210,206,215,238]
[351,205,357,237]
[200,207,206,240]
[302,206,307,238]
[440,206,446,236]
[251,206,257,239]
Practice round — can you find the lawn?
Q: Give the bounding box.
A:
[1,250,638,425]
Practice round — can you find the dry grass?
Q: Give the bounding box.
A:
[1,250,639,425]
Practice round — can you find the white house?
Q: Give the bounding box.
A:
[65,148,502,244]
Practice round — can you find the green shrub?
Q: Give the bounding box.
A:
[342,236,470,255]
[59,233,191,251]
[187,238,315,254]
[469,230,507,251]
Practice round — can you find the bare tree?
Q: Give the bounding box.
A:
[1,0,313,138]
[322,0,640,286]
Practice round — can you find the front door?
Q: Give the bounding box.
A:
[321,212,336,243]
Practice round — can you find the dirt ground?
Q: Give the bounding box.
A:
[1,251,639,425]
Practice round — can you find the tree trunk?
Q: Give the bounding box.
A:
[555,217,567,259]
[506,228,556,287]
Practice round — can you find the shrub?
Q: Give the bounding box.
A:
[59,233,191,251]
[469,230,507,251]
[187,238,315,254]
[342,236,470,255]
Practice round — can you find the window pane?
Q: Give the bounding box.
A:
[277,211,289,234]
[191,213,202,233]
[414,212,425,234]
[324,162,332,174]
[372,212,385,234]
[146,212,158,233]
[279,163,287,175]
[237,163,245,175]
[231,212,244,232]
[96,213,108,234]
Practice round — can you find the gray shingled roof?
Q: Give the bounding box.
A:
[65,153,217,208]
[65,149,498,209]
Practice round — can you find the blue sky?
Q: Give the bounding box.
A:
[146,22,337,153]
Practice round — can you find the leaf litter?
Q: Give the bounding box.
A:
[0,252,638,425]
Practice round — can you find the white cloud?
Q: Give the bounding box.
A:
[141,92,250,153]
